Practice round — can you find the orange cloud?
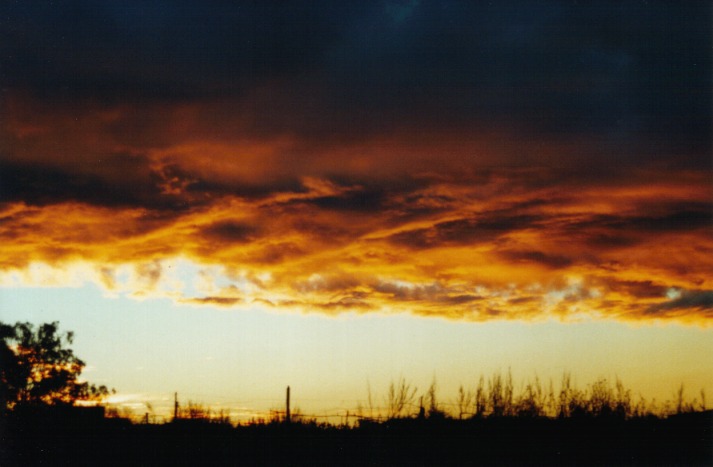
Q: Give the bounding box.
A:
[2,163,711,325]
[2,93,711,325]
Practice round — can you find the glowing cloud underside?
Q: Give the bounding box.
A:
[1,162,710,323]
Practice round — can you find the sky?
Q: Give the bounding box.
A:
[1,1,712,421]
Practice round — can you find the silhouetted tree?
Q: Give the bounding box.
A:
[0,321,110,412]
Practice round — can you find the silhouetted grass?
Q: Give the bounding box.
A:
[2,374,711,466]
[359,371,708,422]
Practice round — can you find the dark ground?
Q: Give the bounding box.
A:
[2,410,711,466]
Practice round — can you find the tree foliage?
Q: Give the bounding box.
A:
[0,321,110,411]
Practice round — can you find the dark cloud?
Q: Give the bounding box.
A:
[252,243,305,265]
[0,1,352,102]
[389,213,542,249]
[372,280,482,305]
[647,290,713,314]
[0,157,188,211]
[501,250,573,269]
[288,218,354,244]
[556,201,713,254]
[508,296,537,305]
[571,206,713,237]
[443,294,484,305]
[0,151,317,211]
[310,188,388,212]
[605,280,666,300]
[202,221,259,243]
[3,1,709,162]
[602,210,713,233]
[295,176,428,213]
[583,234,641,249]
[190,177,309,202]
[322,1,709,156]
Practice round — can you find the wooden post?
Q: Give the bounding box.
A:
[174,392,179,421]
[286,386,291,423]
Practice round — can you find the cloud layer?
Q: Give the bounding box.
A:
[1,1,711,323]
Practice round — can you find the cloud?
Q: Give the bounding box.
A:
[0,1,349,102]
[180,297,242,307]
[387,212,543,249]
[1,167,711,323]
[202,222,260,244]
[603,280,666,300]
[1,2,711,324]
[647,290,713,315]
[576,208,713,234]
[371,280,483,305]
[135,261,162,291]
[500,250,573,269]
[0,156,181,210]
[309,188,389,213]
[3,2,709,162]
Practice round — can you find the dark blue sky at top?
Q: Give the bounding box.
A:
[2,1,711,163]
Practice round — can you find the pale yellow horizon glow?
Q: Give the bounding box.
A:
[2,274,712,424]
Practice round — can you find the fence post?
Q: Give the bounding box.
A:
[286,386,291,424]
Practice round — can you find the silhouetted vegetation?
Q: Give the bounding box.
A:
[0,321,111,413]
[178,400,232,425]
[386,377,418,418]
[4,373,710,466]
[3,403,711,466]
[357,372,708,422]
[2,323,711,465]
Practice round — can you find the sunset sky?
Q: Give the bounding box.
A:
[1,1,711,420]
